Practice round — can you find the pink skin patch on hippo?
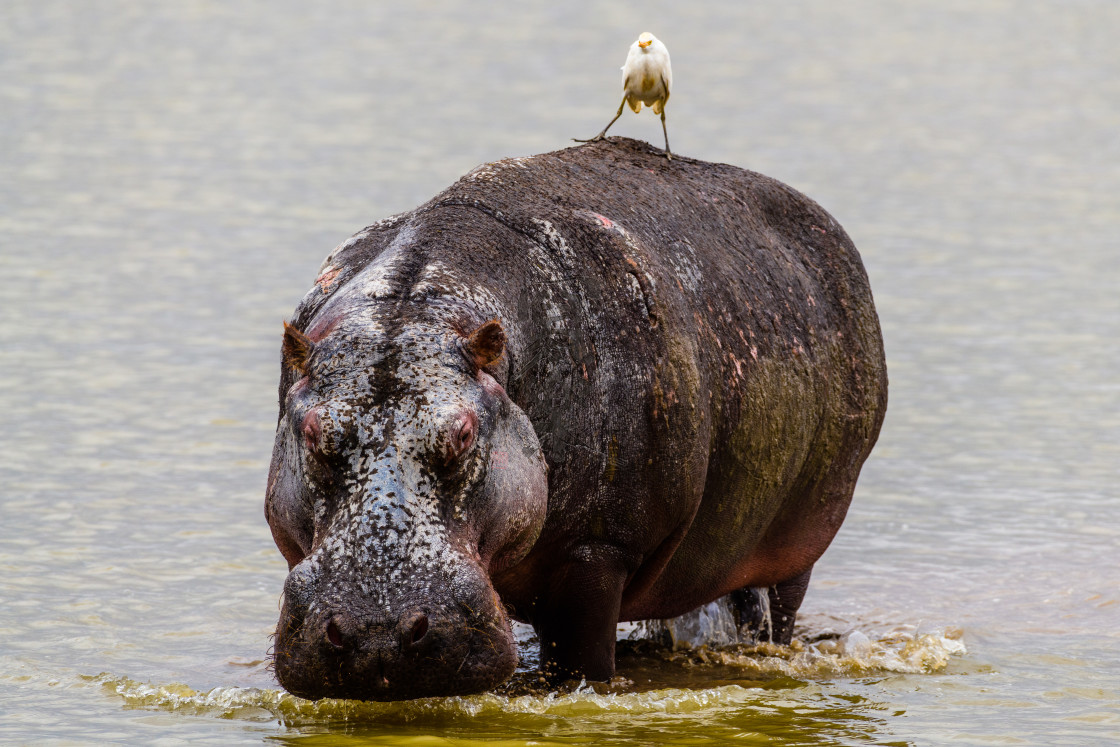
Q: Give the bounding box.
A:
[306,315,342,342]
[287,376,310,398]
[477,370,506,398]
[316,266,341,292]
[593,213,614,229]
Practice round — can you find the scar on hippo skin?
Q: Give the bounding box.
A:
[282,322,314,375]
[315,266,341,293]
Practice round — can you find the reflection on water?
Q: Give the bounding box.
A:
[110,682,900,747]
[2,0,1119,744]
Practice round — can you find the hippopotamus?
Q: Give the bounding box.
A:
[265,137,887,701]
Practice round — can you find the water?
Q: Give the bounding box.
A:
[2,0,1118,744]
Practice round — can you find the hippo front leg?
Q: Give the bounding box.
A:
[534,543,630,681]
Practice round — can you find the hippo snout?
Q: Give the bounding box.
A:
[323,607,432,655]
[291,605,458,697]
[273,560,518,701]
[323,605,430,656]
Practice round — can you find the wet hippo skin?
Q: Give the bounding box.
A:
[265,137,888,701]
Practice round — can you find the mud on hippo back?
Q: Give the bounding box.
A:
[265,137,887,701]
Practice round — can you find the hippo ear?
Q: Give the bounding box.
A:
[462,319,506,371]
[282,321,314,375]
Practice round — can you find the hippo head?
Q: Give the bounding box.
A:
[266,314,547,700]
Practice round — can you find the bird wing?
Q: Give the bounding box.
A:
[621,73,640,112]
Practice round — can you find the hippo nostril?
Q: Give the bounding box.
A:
[326,618,344,649]
[410,615,429,645]
[400,611,430,650]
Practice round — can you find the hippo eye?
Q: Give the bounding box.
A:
[301,410,322,452]
[447,413,477,462]
[298,408,339,492]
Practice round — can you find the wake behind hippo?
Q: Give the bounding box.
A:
[265,137,887,701]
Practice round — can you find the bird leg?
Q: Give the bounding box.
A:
[574,98,627,143]
[661,110,672,160]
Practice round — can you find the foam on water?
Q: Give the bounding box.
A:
[88,628,965,725]
[642,628,968,679]
[93,674,761,723]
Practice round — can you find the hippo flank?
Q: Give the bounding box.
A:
[266,137,887,701]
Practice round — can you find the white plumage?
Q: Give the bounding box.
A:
[621,32,672,116]
[575,32,674,159]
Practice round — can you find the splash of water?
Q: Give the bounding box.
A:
[87,626,965,724]
[632,595,772,649]
[643,628,968,678]
[89,672,770,724]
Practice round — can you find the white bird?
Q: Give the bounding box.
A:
[575,32,673,159]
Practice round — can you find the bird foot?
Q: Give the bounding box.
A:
[572,135,606,143]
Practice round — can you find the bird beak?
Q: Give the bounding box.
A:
[638,39,652,48]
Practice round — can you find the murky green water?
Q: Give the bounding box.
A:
[2,1,1118,744]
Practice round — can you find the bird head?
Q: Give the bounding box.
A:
[638,32,654,49]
